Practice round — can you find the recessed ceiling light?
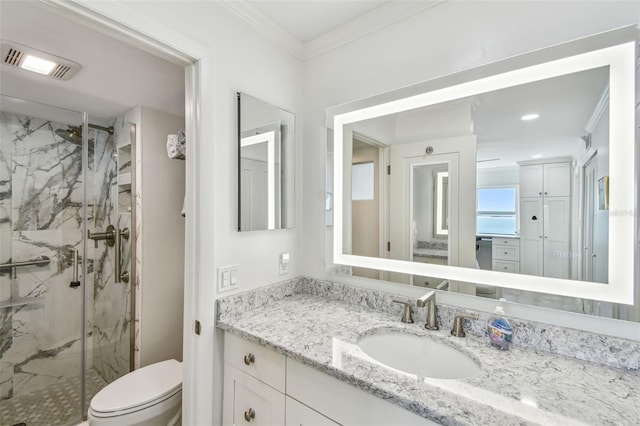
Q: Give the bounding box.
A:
[521,113,540,121]
[531,154,543,159]
[21,54,56,75]
[1,41,81,80]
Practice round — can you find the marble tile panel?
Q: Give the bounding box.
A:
[9,116,84,232]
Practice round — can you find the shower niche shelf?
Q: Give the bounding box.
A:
[117,143,132,214]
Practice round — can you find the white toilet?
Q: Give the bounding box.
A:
[88,359,182,426]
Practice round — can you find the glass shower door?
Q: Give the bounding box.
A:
[0,96,88,426]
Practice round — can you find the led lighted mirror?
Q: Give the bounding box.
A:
[238,92,295,231]
[330,33,636,305]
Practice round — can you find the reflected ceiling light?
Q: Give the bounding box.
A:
[531,154,543,159]
[521,113,540,121]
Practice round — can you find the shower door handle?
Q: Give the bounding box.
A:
[70,250,81,288]
[115,227,130,284]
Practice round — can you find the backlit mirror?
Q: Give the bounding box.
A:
[328,30,636,305]
[238,92,295,231]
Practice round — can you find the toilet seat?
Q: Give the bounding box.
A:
[90,359,182,418]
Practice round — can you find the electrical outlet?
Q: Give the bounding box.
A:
[217,264,239,293]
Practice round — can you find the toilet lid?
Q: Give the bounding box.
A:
[91,359,182,414]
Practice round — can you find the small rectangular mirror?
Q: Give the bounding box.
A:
[238,92,295,231]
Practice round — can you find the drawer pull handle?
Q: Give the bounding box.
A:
[244,408,256,422]
[504,251,508,255]
[243,353,255,365]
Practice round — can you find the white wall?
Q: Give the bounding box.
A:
[136,106,185,366]
[303,1,638,324]
[477,166,519,188]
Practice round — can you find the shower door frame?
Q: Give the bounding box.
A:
[0,100,91,426]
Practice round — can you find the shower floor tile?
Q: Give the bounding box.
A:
[0,369,106,426]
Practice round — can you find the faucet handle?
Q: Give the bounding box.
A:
[451,313,478,337]
[392,300,414,324]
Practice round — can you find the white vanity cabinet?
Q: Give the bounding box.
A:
[412,255,447,288]
[491,237,520,273]
[223,332,437,426]
[519,162,571,198]
[285,396,339,426]
[223,333,286,426]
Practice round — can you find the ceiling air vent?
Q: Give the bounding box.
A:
[4,47,23,66]
[1,40,81,81]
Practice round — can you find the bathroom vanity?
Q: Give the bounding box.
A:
[222,332,431,426]
[217,279,640,425]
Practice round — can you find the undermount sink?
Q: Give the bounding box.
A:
[357,332,481,380]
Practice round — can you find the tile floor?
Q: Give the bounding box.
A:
[0,369,106,426]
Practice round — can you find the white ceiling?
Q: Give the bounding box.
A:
[352,66,609,168]
[0,1,185,120]
[247,1,388,42]
[0,0,416,119]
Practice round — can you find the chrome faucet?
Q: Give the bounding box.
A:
[417,291,438,330]
[450,313,478,337]
[392,300,414,323]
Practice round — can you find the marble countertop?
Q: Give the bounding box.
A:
[413,248,448,259]
[217,293,640,426]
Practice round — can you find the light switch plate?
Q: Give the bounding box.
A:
[217,264,239,293]
[279,252,290,275]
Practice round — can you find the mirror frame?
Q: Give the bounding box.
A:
[330,30,636,304]
[237,91,295,231]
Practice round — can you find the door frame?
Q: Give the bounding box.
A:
[43,1,208,424]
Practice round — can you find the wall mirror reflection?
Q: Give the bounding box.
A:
[328,30,636,309]
[238,92,295,231]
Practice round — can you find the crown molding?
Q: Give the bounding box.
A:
[219,1,447,62]
[218,0,305,61]
[304,1,446,60]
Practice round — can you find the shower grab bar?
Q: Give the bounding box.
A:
[0,256,51,271]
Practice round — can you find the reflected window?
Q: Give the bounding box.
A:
[352,162,374,201]
[477,187,517,235]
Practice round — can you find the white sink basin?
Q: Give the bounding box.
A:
[357,333,481,379]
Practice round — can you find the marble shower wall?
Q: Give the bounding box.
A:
[0,112,87,400]
[0,109,131,402]
[90,115,132,384]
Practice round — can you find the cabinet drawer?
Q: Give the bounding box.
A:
[413,256,447,265]
[492,245,519,261]
[287,359,437,425]
[285,396,340,426]
[492,260,520,273]
[225,332,286,392]
[223,364,285,426]
[492,237,519,248]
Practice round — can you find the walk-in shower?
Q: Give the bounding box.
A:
[0,95,135,426]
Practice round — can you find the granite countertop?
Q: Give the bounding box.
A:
[217,293,640,426]
[413,248,448,259]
